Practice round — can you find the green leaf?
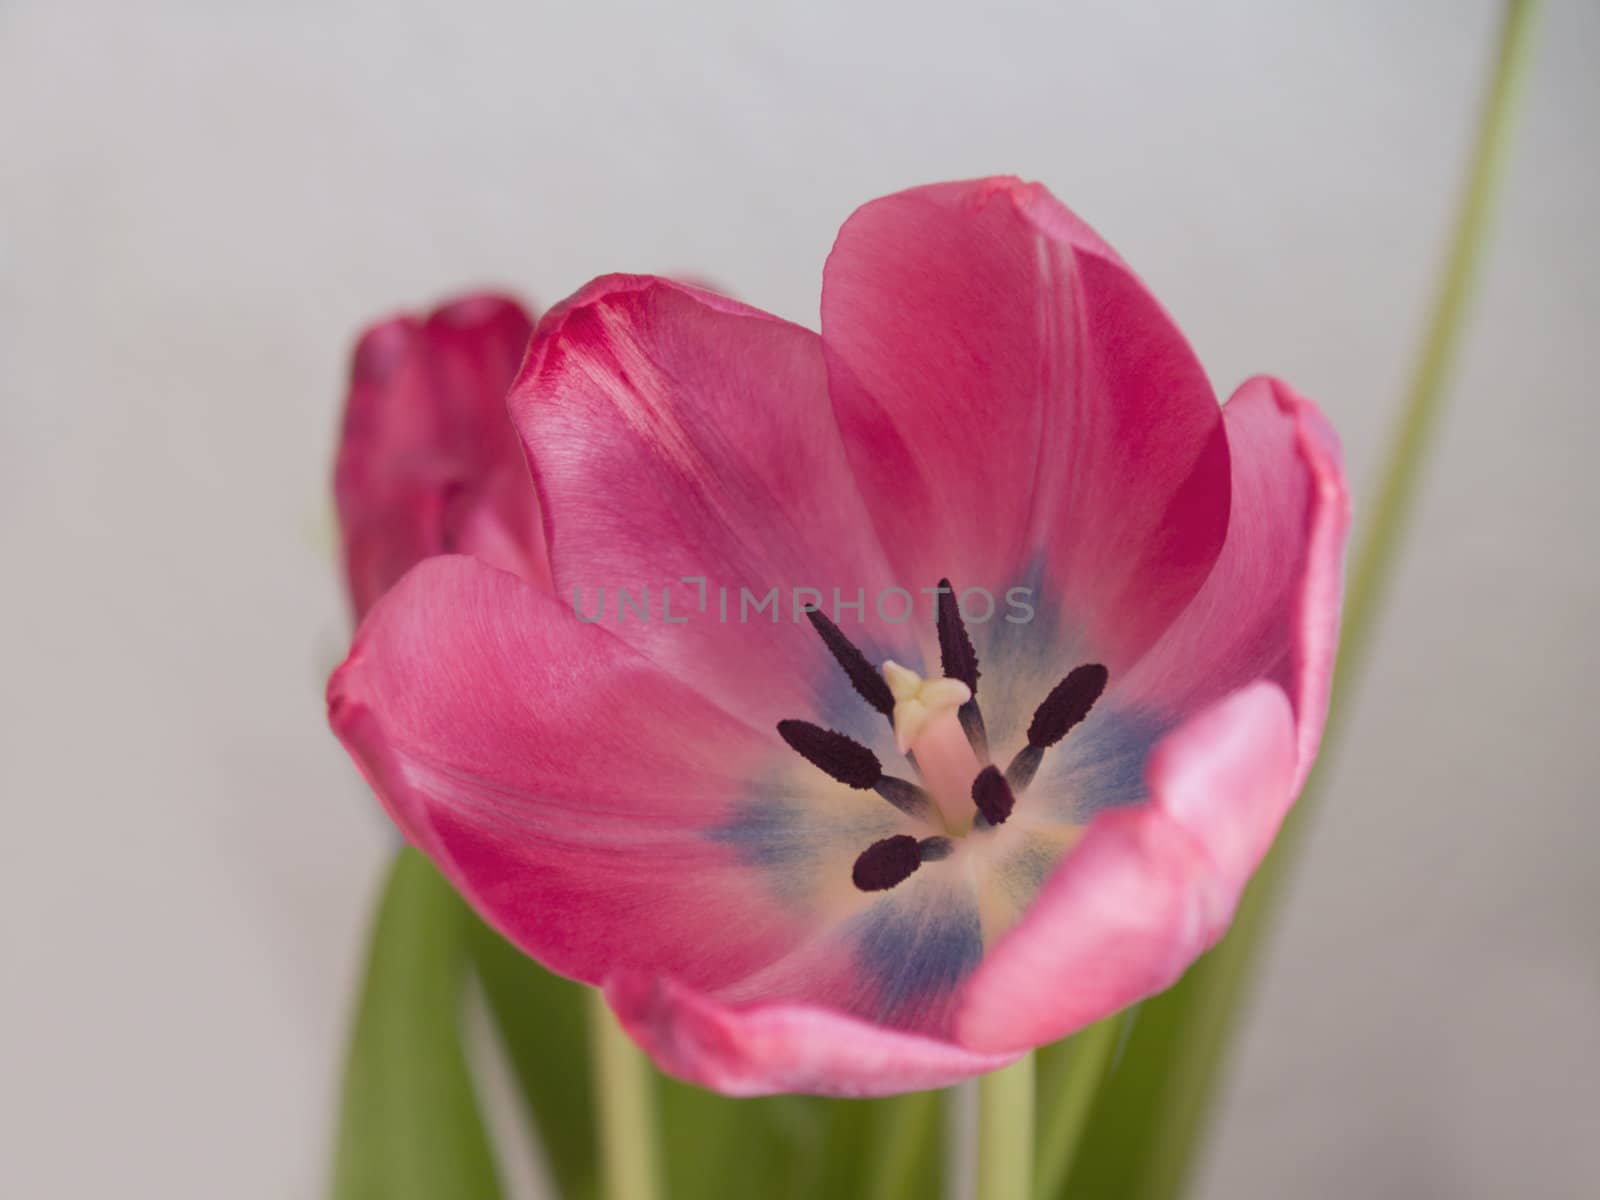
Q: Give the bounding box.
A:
[467,915,598,1200]
[331,848,502,1200]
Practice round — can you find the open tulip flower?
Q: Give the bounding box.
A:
[329,178,1349,1098]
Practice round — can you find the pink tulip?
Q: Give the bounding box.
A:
[333,292,548,620]
[328,178,1349,1097]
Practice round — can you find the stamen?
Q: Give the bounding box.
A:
[936,577,989,757]
[873,776,938,824]
[918,836,955,862]
[1005,745,1044,793]
[776,719,881,789]
[935,578,979,690]
[971,765,1015,826]
[852,835,923,891]
[806,606,895,718]
[958,703,990,760]
[1025,664,1108,748]
[777,719,935,822]
[1006,663,1108,792]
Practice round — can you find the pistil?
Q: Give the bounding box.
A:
[883,660,984,833]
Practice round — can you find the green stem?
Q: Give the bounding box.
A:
[1033,1017,1123,1199]
[1074,4,1543,1199]
[977,1054,1035,1200]
[947,1078,978,1200]
[587,988,663,1200]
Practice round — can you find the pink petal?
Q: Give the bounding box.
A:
[821,178,1231,674]
[333,293,546,617]
[1118,376,1350,786]
[328,555,819,991]
[956,682,1297,1053]
[606,973,1017,1097]
[509,274,914,743]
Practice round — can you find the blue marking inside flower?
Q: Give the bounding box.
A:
[711,793,809,870]
[851,891,985,1026]
[1042,703,1173,820]
[713,786,903,905]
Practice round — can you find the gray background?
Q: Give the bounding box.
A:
[3,1,1595,1196]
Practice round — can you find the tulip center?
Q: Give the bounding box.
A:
[780,581,1109,894]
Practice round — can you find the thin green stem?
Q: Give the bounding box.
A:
[946,1078,978,1200]
[587,988,663,1200]
[1033,1017,1123,1198]
[1080,4,1544,1199]
[977,1054,1035,1200]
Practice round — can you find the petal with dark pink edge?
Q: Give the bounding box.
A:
[328,555,827,992]
[1116,376,1350,787]
[426,295,551,590]
[820,178,1231,676]
[606,973,1017,1098]
[510,275,913,747]
[335,317,438,616]
[957,682,1296,1054]
[333,293,545,618]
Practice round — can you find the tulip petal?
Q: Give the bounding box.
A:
[329,555,841,992]
[510,274,916,752]
[606,973,1017,1098]
[821,178,1231,679]
[956,681,1297,1053]
[1116,376,1350,785]
[334,293,545,617]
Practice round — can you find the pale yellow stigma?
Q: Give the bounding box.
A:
[882,660,972,754]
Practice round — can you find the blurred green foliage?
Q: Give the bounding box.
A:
[330,849,501,1200]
